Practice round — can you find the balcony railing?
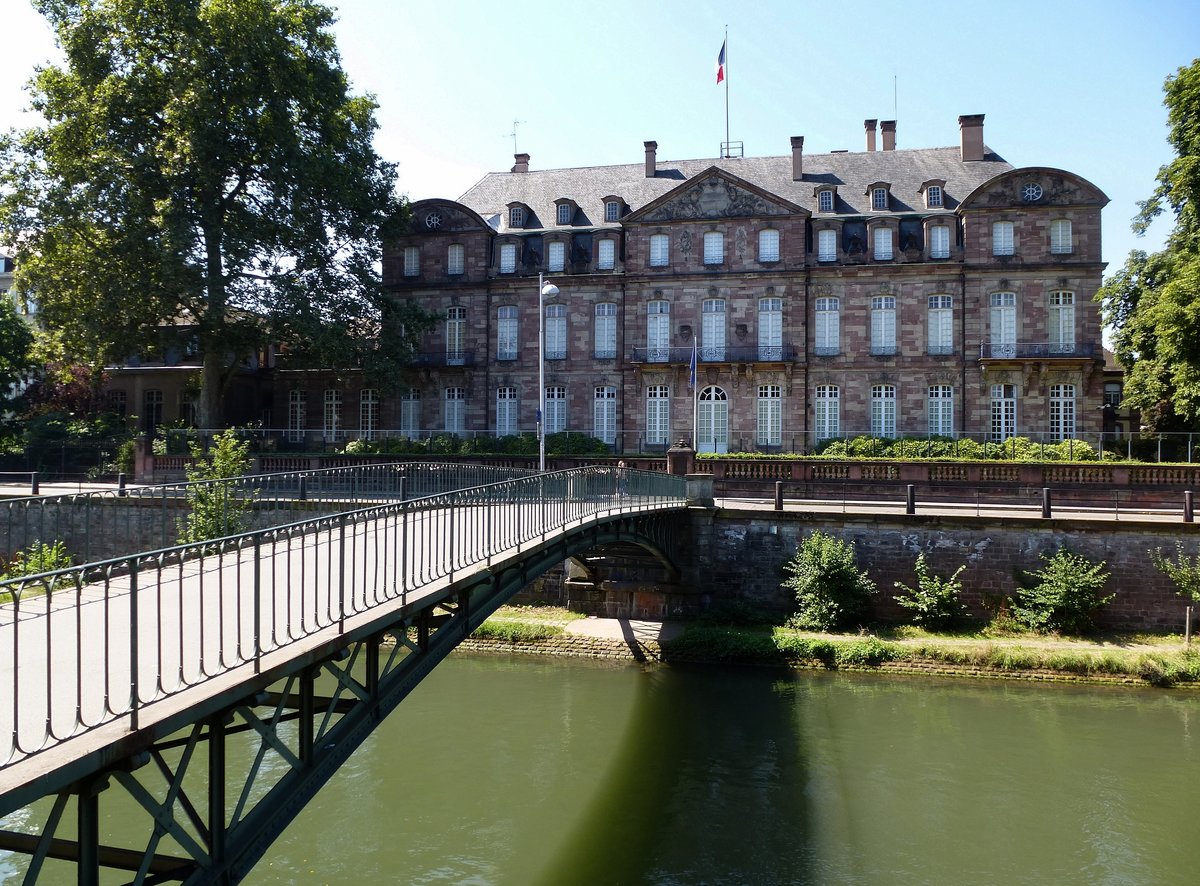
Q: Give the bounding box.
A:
[630,344,796,364]
[979,342,1100,360]
[412,350,477,368]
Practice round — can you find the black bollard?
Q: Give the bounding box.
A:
[298,475,307,502]
[775,481,783,511]
[30,472,38,496]
[1041,487,1052,519]
[118,473,127,497]
[906,484,916,515]
[1186,490,1194,524]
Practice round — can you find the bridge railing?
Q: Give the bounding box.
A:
[0,466,685,774]
[0,461,536,566]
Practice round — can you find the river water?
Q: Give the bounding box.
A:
[5,655,1200,884]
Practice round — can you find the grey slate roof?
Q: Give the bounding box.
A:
[458,146,1013,233]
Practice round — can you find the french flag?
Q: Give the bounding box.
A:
[716,40,726,84]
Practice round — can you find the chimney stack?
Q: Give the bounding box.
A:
[511,153,530,174]
[644,140,658,178]
[959,114,985,162]
[881,120,896,151]
[864,119,878,152]
[790,136,804,180]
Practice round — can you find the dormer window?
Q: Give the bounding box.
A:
[509,206,525,228]
[919,179,947,210]
[817,189,834,212]
[556,204,571,225]
[604,200,622,222]
[871,187,889,211]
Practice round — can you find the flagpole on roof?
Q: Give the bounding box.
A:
[724,25,729,158]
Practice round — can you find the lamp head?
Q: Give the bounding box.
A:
[541,282,559,297]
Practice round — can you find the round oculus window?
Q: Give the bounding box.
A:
[424,212,442,229]
[1022,183,1043,202]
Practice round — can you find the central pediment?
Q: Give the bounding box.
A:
[628,167,807,223]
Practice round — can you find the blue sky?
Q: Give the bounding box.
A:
[2,0,1197,275]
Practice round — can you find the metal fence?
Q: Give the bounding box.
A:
[0,465,686,771]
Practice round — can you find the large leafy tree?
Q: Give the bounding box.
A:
[0,298,36,411]
[0,0,429,428]
[1099,59,1200,428]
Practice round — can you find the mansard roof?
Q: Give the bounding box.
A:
[458,146,1014,231]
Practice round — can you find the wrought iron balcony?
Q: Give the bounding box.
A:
[412,350,477,368]
[979,342,1100,360]
[630,344,796,364]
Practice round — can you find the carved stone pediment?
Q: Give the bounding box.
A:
[963,167,1109,211]
[407,201,491,235]
[636,171,802,222]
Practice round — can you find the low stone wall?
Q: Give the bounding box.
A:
[457,634,664,661]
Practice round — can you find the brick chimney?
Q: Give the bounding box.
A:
[511,153,530,173]
[644,140,657,178]
[864,119,878,152]
[791,136,804,180]
[959,114,985,162]
[881,120,896,151]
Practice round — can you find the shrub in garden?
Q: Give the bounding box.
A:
[177,429,255,544]
[893,553,969,629]
[1010,548,1113,634]
[782,530,877,631]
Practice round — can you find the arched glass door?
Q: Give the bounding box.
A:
[697,386,729,454]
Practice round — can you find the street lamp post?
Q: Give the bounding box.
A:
[538,273,559,472]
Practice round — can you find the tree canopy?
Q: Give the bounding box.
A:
[0,298,36,411]
[1098,59,1200,429]
[0,0,430,428]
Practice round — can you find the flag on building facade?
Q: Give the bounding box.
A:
[716,40,726,84]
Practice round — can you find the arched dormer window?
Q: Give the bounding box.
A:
[507,203,528,229]
[814,186,837,213]
[601,196,626,223]
[553,198,576,226]
[866,182,892,212]
[919,179,947,209]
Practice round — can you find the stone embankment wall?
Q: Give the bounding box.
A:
[682,509,1197,631]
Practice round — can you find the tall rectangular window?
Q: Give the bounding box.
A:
[647,300,670,362]
[143,390,163,434]
[818,229,837,262]
[815,385,840,440]
[1049,384,1076,440]
[815,297,839,355]
[928,385,954,437]
[873,227,893,260]
[400,389,420,438]
[544,386,566,434]
[1049,291,1075,353]
[447,244,464,276]
[496,387,518,437]
[758,229,780,262]
[403,246,419,277]
[929,225,950,259]
[871,384,897,438]
[989,292,1016,357]
[444,387,465,434]
[703,232,724,264]
[497,306,518,361]
[499,243,517,273]
[1104,383,1122,409]
[287,390,306,443]
[756,384,782,447]
[993,221,1014,256]
[547,241,565,272]
[446,306,466,365]
[594,386,617,445]
[758,297,782,360]
[990,384,1016,441]
[927,295,953,355]
[595,302,617,359]
[323,389,342,442]
[597,239,615,270]
[1050,219,1073,254]
[871,295,896,356]
[701,298,726,361]
[359,389,379,441]
[646,385,671,445]
[649,234,669,267]
[545,304,567,360]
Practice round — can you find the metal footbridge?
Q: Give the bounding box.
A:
[0,463,687,883]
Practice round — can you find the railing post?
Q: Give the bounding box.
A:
[253,534,262,672]
[1185,490,1194,524]
[1041,487,1052,519]
[129,556,139,729]
[906,484,916,515]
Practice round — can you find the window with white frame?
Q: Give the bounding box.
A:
[547,240,565,272]
[646,385,670,445]
[447,244,464,276]
[815,385,840,440]
[545,304,567,360]
[556,204,572,225]
[647,300,670,361]
[323,389,342,442]
[818,229,837,262]
[1050,219,1073,254]
[993,221,1014,256]
[703,231,724,265]
[929,225,950,259]
[1049,384,1076,440]
[1048,291,1075,353]
[400,388,421,437]
[872,187,889,210]
[871,295,896,355]
[403,246,419,277]
[926,185,943,208]
[446,306,466,365]
[544,386,566,434]
[496,386,518,436]
[1104,383,1122,409]
[873,226,894,260]
[989,292,1016,357]
[928,295,953,355]
[815,297,840,355]
[594,386,617,444]
[287,389,306,443]
[444,387,465,434]
[509,206,524,228]
[758,229,780,262]
[359,389,379,441]
[990,383,1016,441]
[649,233,669,267]
[871,384,897,438]
[499,243,517,273]
[597,239,615,270]
[756,384,782,447]
[928,385,954,437]
[758,297,782,360]
[818,190,834,212]
[497,305,518,360]
[594,302,617,358]
[605,201,621,222]
[701,298,726,361]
